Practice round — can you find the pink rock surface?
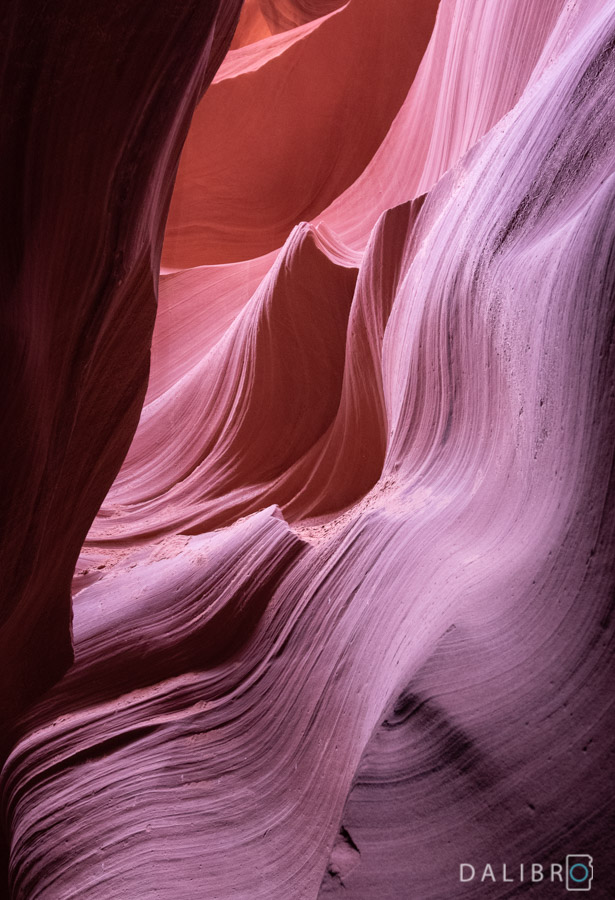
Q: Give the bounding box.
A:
[2,1,614,898]
[231,0,348,48]
[161,0,440,266]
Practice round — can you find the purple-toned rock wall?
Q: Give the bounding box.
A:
[1,1,614,897]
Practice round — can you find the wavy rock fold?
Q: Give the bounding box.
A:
[1,0,614,897]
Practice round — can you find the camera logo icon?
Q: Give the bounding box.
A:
[566,855,593,891]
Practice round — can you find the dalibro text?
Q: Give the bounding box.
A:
[461,863,567,883]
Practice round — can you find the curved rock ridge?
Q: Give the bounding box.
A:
[316,0,571,249]
[153,220,361,406]
[161,0,440,267]
[162,0,574,271]
[0,0,243,727]
[150,253,277,403]
[231,0,349,49]
[89,204,426,542]
[149,0,577,466]
[148,0,578,423]
[2,1,615,899]
[90,224,359,540]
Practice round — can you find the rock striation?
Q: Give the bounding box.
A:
[1,1,614,897]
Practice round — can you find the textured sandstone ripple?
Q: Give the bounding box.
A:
[2,1,614,898]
